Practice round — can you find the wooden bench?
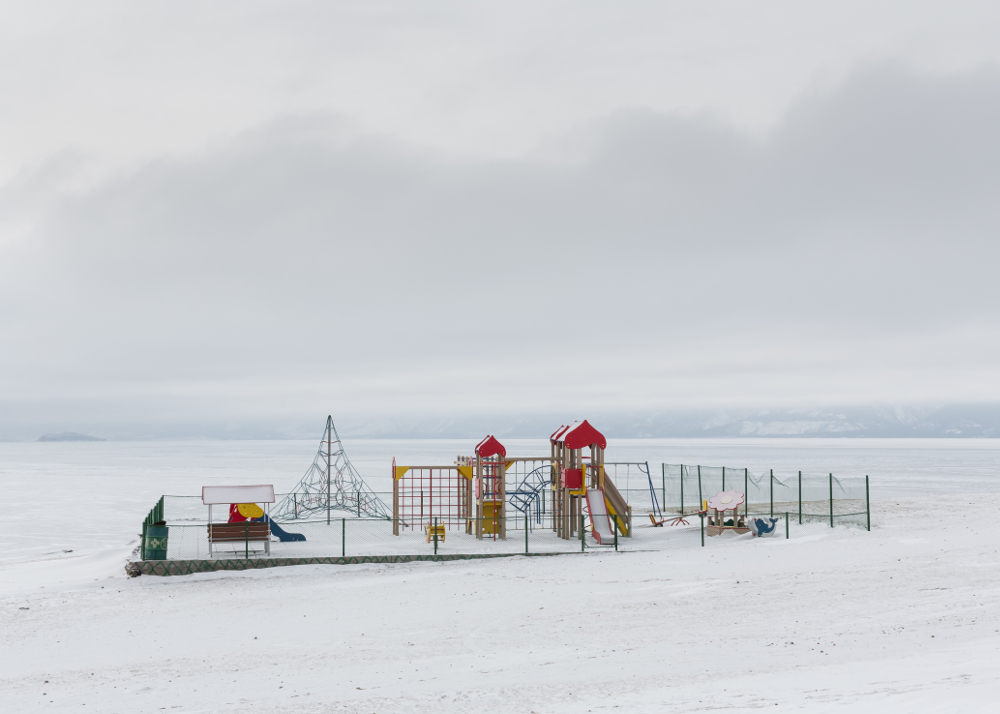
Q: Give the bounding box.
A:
[208,522,271,557]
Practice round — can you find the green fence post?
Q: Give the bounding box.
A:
[614,515,618,552]
[770,469,774,517]
[245,521,249,559]
[662,464,668,514]
[525,512,529,555]
[744,468,748,521]
[829,473,834,528]
[866,475,871,531]
[357,491,361,518]
[697,465,702,510]
[342,518,346,557]
[700,511,705,547]
[141,522,147,560]
[722,466,725,491]
[293,492,297,516]
[663,465,684,513]
[434,516,438,556]
[785,512,789,540]
[580,512,585,552]
[798,471,802,525]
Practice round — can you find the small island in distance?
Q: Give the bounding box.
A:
[37,432,105,442]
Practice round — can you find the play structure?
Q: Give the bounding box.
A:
[272,416,391,522]
[202,484,305,556]
[392,420,633,545]
[550,421,631,542]
[391,456,473,536]
[750,517,779,537]
[704,490,749,536]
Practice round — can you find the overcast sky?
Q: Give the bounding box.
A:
[2,1,1000,437]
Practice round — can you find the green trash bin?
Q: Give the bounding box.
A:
[145,523,169,560]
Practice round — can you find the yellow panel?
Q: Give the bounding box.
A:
[236,503,264,518]
[605,498,630,537]
[482,501,502,534]
[504,460,515,472]
[394,466,410,480]
[456,465,474,481]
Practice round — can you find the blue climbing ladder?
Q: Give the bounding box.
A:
[507,464,554,524]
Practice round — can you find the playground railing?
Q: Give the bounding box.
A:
[139,495,165,560]
[657,464,871,531]
[142,504,871,562]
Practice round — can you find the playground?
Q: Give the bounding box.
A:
[135,417,871,573]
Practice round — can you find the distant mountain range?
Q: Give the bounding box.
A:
[37,432,106,442]
[17,405,1000,441]
[337,405,1000,439]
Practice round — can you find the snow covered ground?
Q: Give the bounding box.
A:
[1,493,998,712]
[1,439,999,712]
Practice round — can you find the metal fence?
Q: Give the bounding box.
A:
[143,507,860,562]
[657,464,870,529]
[139,461,870,563]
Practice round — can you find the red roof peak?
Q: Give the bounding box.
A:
[475,435,506,458]
[562,420,606,450]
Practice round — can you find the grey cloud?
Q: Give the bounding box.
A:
[2,64,999,435]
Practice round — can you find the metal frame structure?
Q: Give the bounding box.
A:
[392,461,472,535]
[271,416,391,522]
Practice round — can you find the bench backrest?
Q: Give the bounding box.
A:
[208,522,270,542]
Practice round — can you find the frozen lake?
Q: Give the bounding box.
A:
[1,437,999,565]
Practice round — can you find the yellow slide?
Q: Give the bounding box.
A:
[602,474,632,537]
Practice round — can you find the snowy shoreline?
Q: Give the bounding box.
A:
[2,492,998,712]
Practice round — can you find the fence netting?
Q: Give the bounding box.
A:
[658,464,869,529]
[145,464,869,561]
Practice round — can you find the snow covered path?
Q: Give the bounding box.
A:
[1,493,999,713]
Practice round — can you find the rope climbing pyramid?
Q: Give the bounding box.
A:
[271,416,392,522]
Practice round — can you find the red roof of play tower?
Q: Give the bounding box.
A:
[475,435,506,458]
[553,420,606,450]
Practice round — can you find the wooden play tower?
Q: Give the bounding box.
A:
[550,420,631,541]
[472,435,507,539]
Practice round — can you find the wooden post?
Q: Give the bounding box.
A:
[499,456,507,541]
[392,471,399,536]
